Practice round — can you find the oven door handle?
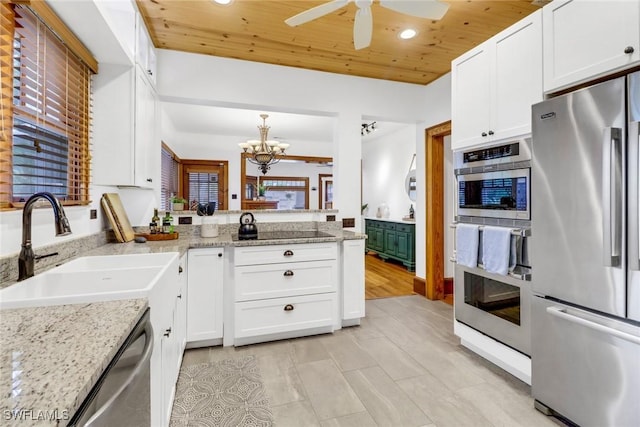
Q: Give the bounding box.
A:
[547,306,640,345]
[85,319,154,426]
[602,127,622,267]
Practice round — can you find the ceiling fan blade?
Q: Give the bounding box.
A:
[380,0,449,20]
[353,6,372,50]
[285,0,350,26]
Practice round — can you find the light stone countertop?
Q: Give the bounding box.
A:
[0,299,148,426]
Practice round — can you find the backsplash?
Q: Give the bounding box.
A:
[0,221,343,287]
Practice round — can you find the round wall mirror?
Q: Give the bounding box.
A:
[405,169,417,201]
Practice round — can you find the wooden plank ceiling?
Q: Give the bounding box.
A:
[137,0,541,85]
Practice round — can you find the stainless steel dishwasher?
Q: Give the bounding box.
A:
[68,308,153,427]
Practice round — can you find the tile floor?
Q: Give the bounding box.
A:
[177,295,564,427]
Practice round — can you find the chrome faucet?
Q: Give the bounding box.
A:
[18,192,72,281]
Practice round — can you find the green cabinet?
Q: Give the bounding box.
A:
[365,219,415,271]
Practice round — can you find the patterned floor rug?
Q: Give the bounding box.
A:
[170,355,274,427]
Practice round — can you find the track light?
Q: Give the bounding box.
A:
[361,121,377,136]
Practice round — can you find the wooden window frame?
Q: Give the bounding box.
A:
[0,2,96,210]
[180,159,228,211]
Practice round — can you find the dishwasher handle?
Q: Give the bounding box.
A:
[546,306,640,345]
[85,316,154,426]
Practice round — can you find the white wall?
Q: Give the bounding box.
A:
[414,72,453,279]
[362,125,416,220]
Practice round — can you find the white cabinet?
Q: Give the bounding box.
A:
[187,248,224,346]
[342,240,365,324]
[92,63,158,187]
[452,10,542,151]
[228,242,339,346]
[136,13,157,86]
[543,0,640,93]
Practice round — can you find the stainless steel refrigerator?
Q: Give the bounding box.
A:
[531,72,640,426]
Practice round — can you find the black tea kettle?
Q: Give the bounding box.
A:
[238,212,258,240]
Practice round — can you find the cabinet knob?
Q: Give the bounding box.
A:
[488,130,494,136]
[147,69,153,75]
[481,132,488,137]
[178,266,183,274]
[164,327,172,337]
[283,270,294,277]
[284,304,294,311]
[625,46,635,54]
[283,250,294,257]
[146,178,153,182]
[218,253,223,258]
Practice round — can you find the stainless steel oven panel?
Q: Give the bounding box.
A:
[454,137,532,171]
[457,169,531,220]
[455,264,531,355]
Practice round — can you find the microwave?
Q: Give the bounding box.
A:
[455,139,531,220]
[457,168,530,220]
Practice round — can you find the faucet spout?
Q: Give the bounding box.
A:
[18,192,72,281]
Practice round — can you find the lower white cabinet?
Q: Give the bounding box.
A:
[227,242,339,346]
[187,247,224,346]
[342,239,365,323]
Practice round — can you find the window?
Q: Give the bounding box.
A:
[0,3,96,208]
[161,143,180,210]
[181,160,228,211]
[259,176,309,209]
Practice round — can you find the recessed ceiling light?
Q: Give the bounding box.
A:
[399,29,418,40]
[213,0,233,5]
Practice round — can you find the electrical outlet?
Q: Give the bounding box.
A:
[178,216,192,225]
[342,217,355,228]
[326,215,336,222]
[232,194,237,199]
[90,209,97,219]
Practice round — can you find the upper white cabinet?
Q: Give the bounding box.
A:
[92,63,158,187]
[136,13,157,86]
[452,10,542,151]
[543,0,640,93]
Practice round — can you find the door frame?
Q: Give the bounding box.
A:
[318,173,333,209]
[416,120,451,300]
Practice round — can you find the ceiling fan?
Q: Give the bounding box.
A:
[285,0,449,50]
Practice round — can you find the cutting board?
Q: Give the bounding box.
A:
[101,193,136,242]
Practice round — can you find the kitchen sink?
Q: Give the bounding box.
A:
[0,252,179,310]
[53,253,178,273]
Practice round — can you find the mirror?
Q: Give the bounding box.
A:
[405,169,417,201]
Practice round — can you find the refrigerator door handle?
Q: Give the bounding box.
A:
[546,306,640,345]
[602,127,622,267]
[630,121,640,271]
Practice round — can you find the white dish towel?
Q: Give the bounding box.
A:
[482,226,513,275]
[456,223,480,268]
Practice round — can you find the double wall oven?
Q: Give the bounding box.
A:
[453,139,533,356]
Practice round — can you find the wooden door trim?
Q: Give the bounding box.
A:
[181,159,229,210]
[420,121,451,300]
[318,173,332,209]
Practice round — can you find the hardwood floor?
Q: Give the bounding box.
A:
[364,251,454,305]
[365,252,415,300]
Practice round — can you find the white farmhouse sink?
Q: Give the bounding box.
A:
[0,252,179,310]
[53,253,178,273]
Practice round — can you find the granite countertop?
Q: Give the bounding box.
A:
[0,299,148,426]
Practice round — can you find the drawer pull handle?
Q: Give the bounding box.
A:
[178,266,183,274]
[284,304,294,311]
[283,250,294,257]
[164,327,172,337]
[284,270,294,277]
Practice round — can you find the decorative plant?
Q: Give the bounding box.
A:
[258,184,267,197]
[361,203,368,214]
[171,196,187,204]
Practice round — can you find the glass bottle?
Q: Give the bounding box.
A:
[152,208,160,225]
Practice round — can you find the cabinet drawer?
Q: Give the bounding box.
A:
[235,260,337,301]
[382,222,397,230]
[396,224,414,233]
[366,220,382,229]
[234,242,337,266]
[234,293,336,339]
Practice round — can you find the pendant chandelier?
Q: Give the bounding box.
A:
[238,114,290,174]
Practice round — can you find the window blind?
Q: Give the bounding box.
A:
[0,3,92,207]
[188,172,219,206]
[161,144,179,210]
